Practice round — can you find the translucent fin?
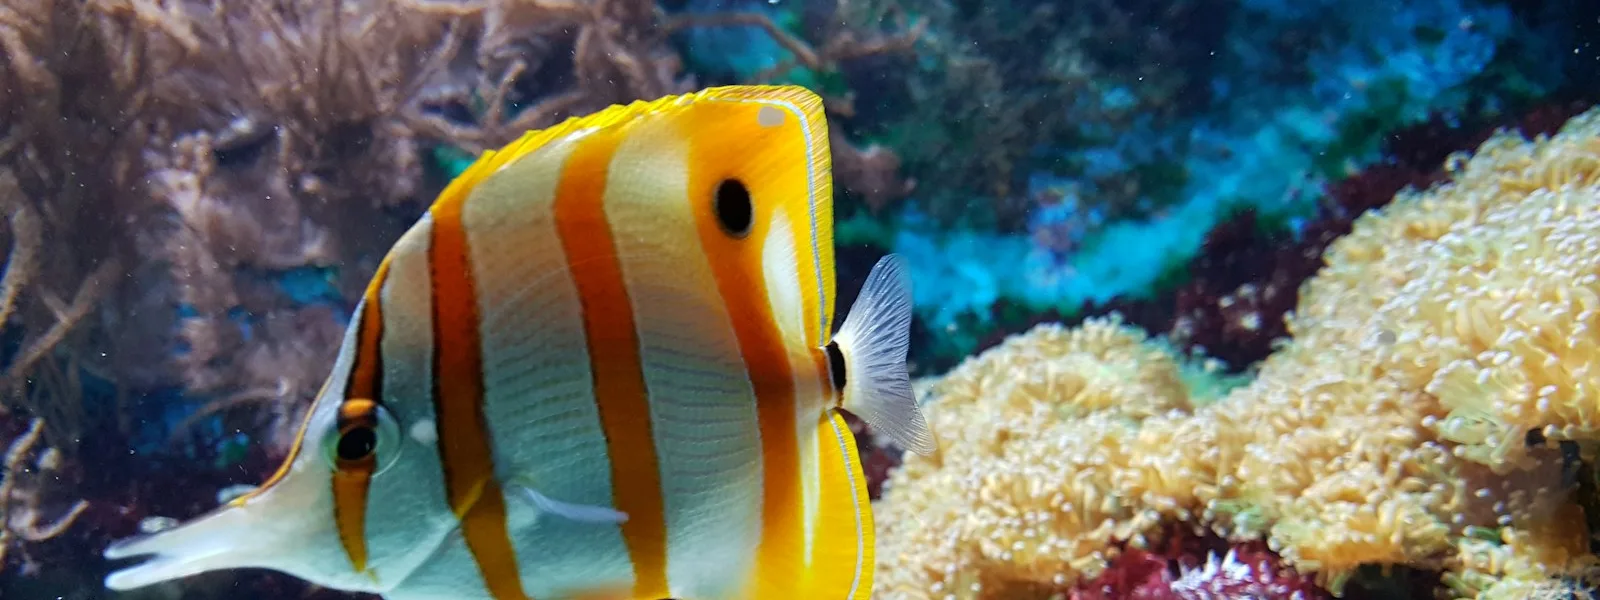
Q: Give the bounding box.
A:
[831,254,935,455]
[507,479,629,524]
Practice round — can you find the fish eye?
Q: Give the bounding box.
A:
[713,178,753,238]
[337,426,377,461]
[323,401,403,474]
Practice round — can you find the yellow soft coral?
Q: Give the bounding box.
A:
[1300,110,1600,474]
[876,107,1600,599]
[874,317,1227,597]
[1267,107,1600,594]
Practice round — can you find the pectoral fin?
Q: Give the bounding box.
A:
[505,479,628,524]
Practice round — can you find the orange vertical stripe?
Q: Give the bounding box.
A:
[734,283,805,596]
[552,130,670,597]
[682,159,805,594]
[430,191,530,599]
[346,260,391,402]
[331,260,391,574]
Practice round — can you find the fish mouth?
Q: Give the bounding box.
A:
[102,466,333,592]
[103,501,271,590]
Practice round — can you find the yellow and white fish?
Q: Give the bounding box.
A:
[102,85,934,600]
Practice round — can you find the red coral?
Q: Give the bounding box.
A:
[1070,532,1328,600]
[1069,548,1183,600]
[1164,544,1329,600]
[1381,97,1596,172]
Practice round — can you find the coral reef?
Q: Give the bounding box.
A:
[1115,96,1600,373]
[2,0,1596,598]
[0,0,148,572]
[873,106,1600,599]
[870,0,1573,360]
[864,0,1229,228]
[874,317,1232,597]
[0,418,87,575]
[947,94,1600,378]
[0,0,925,594]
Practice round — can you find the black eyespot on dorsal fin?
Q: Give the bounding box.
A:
[713,178,753,238]
[825,340,846,392]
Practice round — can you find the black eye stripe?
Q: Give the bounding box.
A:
[713,178,753,238]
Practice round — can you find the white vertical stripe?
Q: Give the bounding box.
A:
[362,217,492,597]
[704,95,830,342]
[461,137,635,596]
[605,116,764,599]
[760,212,826,563]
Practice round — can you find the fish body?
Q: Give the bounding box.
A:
[103,85,933,600]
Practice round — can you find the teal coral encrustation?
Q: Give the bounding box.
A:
[865,0,1562,362]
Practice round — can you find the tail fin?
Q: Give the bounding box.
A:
[830,254,935,455]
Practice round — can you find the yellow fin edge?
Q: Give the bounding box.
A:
[435,84,829,211]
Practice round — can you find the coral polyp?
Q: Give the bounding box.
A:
[874,107,1600,599]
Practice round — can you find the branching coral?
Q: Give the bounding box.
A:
[0,3,143,573]
[875,107,1600,599]
[423,0,923,206]
[138,0,458,208]
[37,0,466,455]
[413,0,698,151]
[106,0,926,456]
[0,0,146,403]
[0,417,88,574]
[0,175,108,578]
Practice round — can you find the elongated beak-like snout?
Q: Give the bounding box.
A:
[103,456,337,591]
